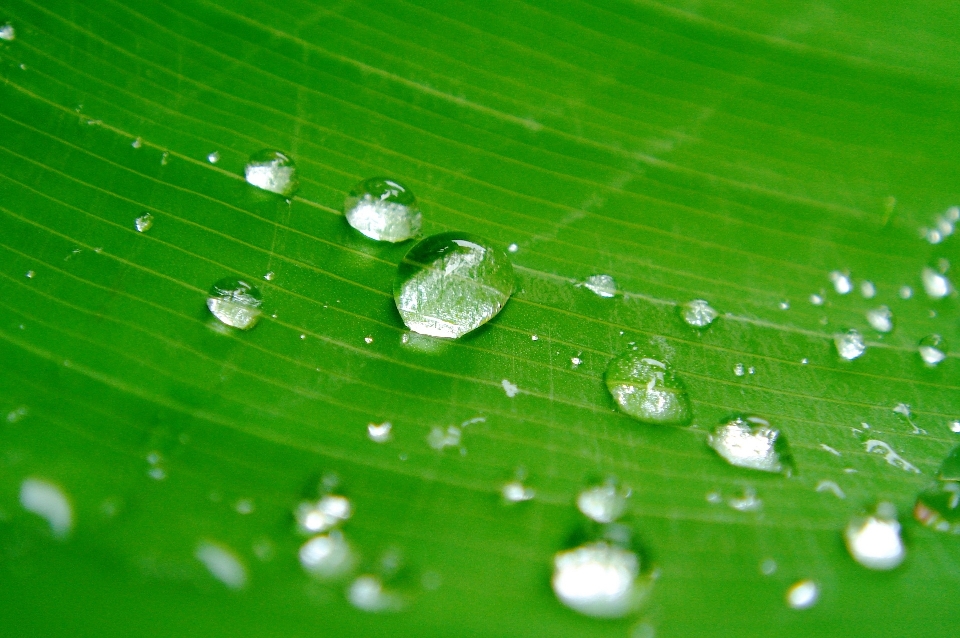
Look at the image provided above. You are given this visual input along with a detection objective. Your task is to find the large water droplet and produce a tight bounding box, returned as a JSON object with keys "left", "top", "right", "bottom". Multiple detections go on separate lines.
{"left": 865, "top": 306, "right": 893, "bottom": 333}
{"left": 844, "top": 502, "right": 905, "bottom": 570}
{"left": 921, "top": 266, "right": 951, "bottom": 299}
{"left": 134, "top": 212, "right": 154, "bottom": 233}
{"left": 394, "top": 232, "right": 514, "bottom": 339}
{"left": 834, "top": 329, "right": 866, "bottom": 360}
{"left": 919, "top": 334, "right": 947, "bottom": 366}
{"left": 551, "top": 541, "right": 649, "bottom": 618}
{"left": 299, "top": 531, "right": 355, "bottom": 579}
{"left": 206, "top": 278, "right": 263, "bottom": 330}
{"left": 344, "top": 177, "right": 422, "bottom": 242}
{"left": 604, "top": 350, "right": 691, "bottom": 425}
{"left": 577, "top": 483, "right": 628, "bottom": 523}
{"left": 19, "top": 477, "right": 72, "bottom": 538}
{"left": 707, "top": 416, "right": 793, "bottom": 474}
{"left": 244, "top": 149, "right": 299, "bottom": 197}
{"left": 582, "top": 274, "right": 617, "bottom": 298}
{"left": 680, "top": 299, "right": 718, "bottom": 328}
{"left": 295, "top": 494, "right": 352, "bottom": 535}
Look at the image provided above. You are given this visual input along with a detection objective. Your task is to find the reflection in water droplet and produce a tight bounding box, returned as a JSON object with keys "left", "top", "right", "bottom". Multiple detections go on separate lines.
{"left": 19, "top": 477, "right": 72, "bottom": 538}
{"left": 829, "top": 271, "right": 852, "bottom": 294}
{"left": 786, "top": 580, "right": 819, "bottom": 610}
{"left": 707, "top": 416, "right": 793, "bottom": 474}
{"left": 134, "top": 213, "right": 154, "bottom": 233}
{"left": 502, "top": 481, "right": 536, "bottom": 503}
{"left": 577, "top": 484, "right": 627, "bottom": 523}
{"left": 0, "top": 23, "right": 15, "bottom": 41}
{"left": 206, "top": 278, "right": 263, "bottom": 330}
{"left": 348, "top": 575, "right": 404, "bottom": 613}
{"left": 295, "top": 495, "right": 353, "bottom": 535}
{"left": 344, "top": 177, "right": 421, "bottom": 242}
{"left": 582, "top": 274, "right": 617, "bottom": 298}
{"left": 367, "top": 421, "right": 392, "bottom": 443}
{"left": 299, "top": 531, "right": 355, "bottom": 579}
{"left": 921, "top": 267, "right": 951, "bottom": 299}
{"left": 834, "top": 329, "right": 866, "bottom": 360}
{"left": 552, "top": 541, "right": 649, "bottom": 618}
{"left": 394, "top": 233, "right": 514, "bottom": 339}
{"left": 778, "top": 300, "right": 790, "bottom": 310}
{"left": 680, "top": 299, "right": 718, "bottom": 328}
{"left": 845, "top": 502, "right": 905, "bottom": 570}
{"left": 605, "top": 350, "right": 691, "bottom": 425}
{"left": 866, "top": 306, "right": 893, "bottom": 333}
{"left": 244, "top": 149, "right": 299, "bottom": 197}
{"left": 207, "top": 151, "right": 220, "bottom": 164}
{"left": 860, "top": 281, "right": 876, "bottom": 298}
{"left": 25, "top": 270, "right": 34, "bottom": 279}
{"left": 195, "top": 541, "right": 247, "bottom": 590}
{"left": 951, "top": 421, "right": 960, "bottom": 434}
{"left": 919, "top": 334, "right": 947, "bottom": 366}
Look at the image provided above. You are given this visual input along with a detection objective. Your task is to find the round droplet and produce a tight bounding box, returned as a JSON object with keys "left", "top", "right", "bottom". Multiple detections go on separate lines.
{"left": 134, "top": 212, "right": 154, "bottom": 233}
{"left": 865, "top": 306, "right": 893, "bottom": 333}
{"left": 207, "top": 151, "right": 220, "bottom": 164}
{"left": 680, "top": 299, "right": 718, "bottom": 328}
{"left": 582, "top": 274, "right": 617, "bottom": 298}
{"left": 577, "top": 484, "right": 627, "bottom": 523}
{"left": 244, "top": 149, "right": 299, "bottom": 197}
{"left": 604, "top": 350, "right": 691, "bottom": 425}
{"left": 786, "top": 580, "right": 819, "bottom": 610}
{"left": 299, "top": 531, "right": 355, "bottom": 579}
{"left": 707, "top": 415, "right": 793, "bottom": 474}
{"left": 919, "top": 334, "right": 947, "bottom": 366}
{"left": 845, "top": 502, "right": 905, "bottom": 570}
{"left": 394, "top": 232, "right": 514, "bottom": 339}
{"left": 206, "top": 278, "right": 263, "bottom": 330}
{"left": 551, "top": 541, "right": 649, "bottom": 618}
{"left": 921, "top": 266, "right": 951, "bottom": 299}
{"left": 344, "top": 177, "right": 422, "bottom": 242}
{"left": 899, "top": 286, "right": 913, "bottom": 299}
{"left": 834, "top": 329, "right": 866, "bottom": 360}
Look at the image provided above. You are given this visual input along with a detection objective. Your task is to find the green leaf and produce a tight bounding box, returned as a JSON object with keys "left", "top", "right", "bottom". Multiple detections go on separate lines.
{"left": 1, "top": 1, "right": 959, "bottom": 635}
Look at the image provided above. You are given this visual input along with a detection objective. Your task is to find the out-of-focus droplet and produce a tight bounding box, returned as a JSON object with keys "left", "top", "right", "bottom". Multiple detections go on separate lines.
{"left": 899, "top": 286, "right": 913, "bottom": 299}
{"left": 582, "top": 274, "right": 617, "bottom": 298}
{"left": 844, "top": 502, "right": 905, "bottom": 570}
{"left": 131, "top": 137, "right": 142, "bottom": 149}
{"left": 206, "top": 278, "right": 263, "bottom": 330}
{"left": 834, "top": 329, "right": 866, "bottom": 360}
{"left": 577, "top": 484, "right": 627, "bottom": 523}
{"left": 502, "top": 480, "right": 536, "bottom": 503}
{"left": 348, "top": 575, "right": 404, "bottom": 613}
{"left": 860, "top": 281, "right": 876, "bottom": 298}
{"left": 921, "top": 267, "right": 951, "bottom": 299}
{"left": 707, "top": 416, "right": 793, "bottom": 474}
{"left": 605, "top": 349, "right": 691, "bottom": 425}
{"left": 866, "top": 306, "right": 893, "bottom": 333}
{"left": 244, "top": 149, "right": 299, "bottom": 197}
{"left": 207, "top": 151, "right": 220, "bottom": 164}
{"left": 680, "top": 299, "right": 718, "bottom": 328}
{"left": 508, "top": 243, "right": 519, "bottom": 253}
{"left": 295, "top": 495, "right": 352, "bottom": 535}
{"left": 914, "top": 482, "right": 960, "bottom": 534}
{"left": 551, "top": 541, "right": 649, "bottom": 618}
{"left": 299, "top": 531, "right": 355, "bottom": 579}
{"left": 786, "top": 580, "right": 819, "bottom": 610}
{"left": 344, "top": 177, "right": 422, "bottom": 242}
{"left": 195, "top": 541, "right": 247, "bottom": 590}
{"left": 829, "top": 271, "right": 852, "bottom": 294}
{"left": 19, "top": 477, "right": 72, "bottom": 538}
{"left": 367, "top": 421, "right": 392, "bottom": 443}
{"left": 810, "top": 293, "right": 824, "bottom": 306}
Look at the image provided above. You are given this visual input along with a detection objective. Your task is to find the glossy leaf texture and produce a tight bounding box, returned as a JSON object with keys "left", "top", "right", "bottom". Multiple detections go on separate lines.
{"left": 1, "top": 1, "right": 959, "bottom": 636}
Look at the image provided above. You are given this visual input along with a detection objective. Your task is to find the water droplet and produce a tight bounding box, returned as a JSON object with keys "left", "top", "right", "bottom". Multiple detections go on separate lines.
{"left": 921, "top": 266, "right": 951, "bottom": 299}
{"left": 864, "top": 440, "right": 920, "bottom": 473}
{"left": 348, "top": 575, "right": 404, "bottom": 613}
{"left": 551, "top": 541, "right": 649, "bottom": 618}
{"left": 367, "top": 421, "right": 392, "bottom": 443}
{"left": 577, "top": 484, "right": 627, "bottom": 523}
{"left": 24, "top": 270, "right": 34, "bottom": 279}
{"left": 582, "top": 274, "right": 617, "bottom": 298}
{"left": 501, "top": 379, "right": 519, "bottom": 397}
{"left": 19, "top": 478, "right": 72, "bottom": 538}
{"left": 914, "top": 482, "right": 960, "bottom": 534}
{"left": 195, "top": 541, "right": 247, "bottom": 590}
{"left": 759, "top": 558, "right": 777, "bottom": 575}
{"left": 570, "top": 356, "right": 583, "bottom": 368}
{"left": 206, "top": 278, "right": 263, "bottom": 330}
{"left": 507, "top": 243, "right": 519, "bottom": 253}
{"left": 705, "top": 491, "right": 722, "bottom": 504}
{"left": 502, "top": 481, "right": 536, "bottom": 503}
{"left": 950, "top": 421, "right": 960, "bottom": 433}
{"left": 919, "top": 334, "right": 947, "bottom": 366}
{"left": 829, "top": 271, "right": 852, "bottom": 294}
{"left": 860, "top": 281, "right": 876, "bottom": 298}
{"left": 734, "top": 363, "right": 745, "bottom": 377}
{"left": 680, "top": 299, "right": 718, "bottom": 328}
{"left": 809, "top": 293, "right": 824, "bottom": 306}
{"left": 134, "top": 212, "right": 154, "bottom": 233}
{"left": 299, "top": 531, "right": 355, "bottom": 579}
{"left": 244, "top": 149, "right": 299, "bottom": 197}
{"left": 815, "top": 480, "right": 845, "bottom": 499}
{"left": 0, "top": 23, "right": 15, "bottom": 41}
{"left": 160, "top": 151, "right": 169, "bottom": 166}
{"left": 531, "top": 334, "right": 539, "bottom": 341}
{"left": 131, "top": 137, "right": 142, "bottom": 149}
{"left": 394, "top": 232, "right": 514, "bottom": 339}
{"left": 865, "top": 306, "right": 893, "bottom": 333}
{"left": 427, "top": 425, "right": 461, "bottom": 450}
{"left": 834, "top": 329, "right": 866, "bottom": 360}
{"left": 786, "top": 580, "right": 819, "bottom": 610}
{"left": 778, "top": 300, "right": 790, "bottom": 310}
{"left": 938, "top": 445, "right": 960, "bottom": 481}
{"left": 845, "top": 502, "right": 905, "bottom": 570}
{"left": 364, "top": 336, "right": 374, "bottom": 344}
{"left": 262, "top": 271, "right": 274, "bottom": 281}
{"left": 707, "top": 416, "right": 793, "bottom": 474}
{"left": 207, "top": 151, "right": 220, "bottom": 164}
{"left": 295, "top": 495, "right": 352, "bottom": 535}
{"left": 604, "top": 350, "right": 691, "bottom": 425}
{"left": 899, "top": 285, "right": 913, "bottom": 299}
{"left": 6, "top": 406, "right": 27, "bottom": 423}
{"left": 344, "top": 177, "right": 422, "bottom": 242}
{"left": 234, "top": 498, "right": 254, "bottom": 515}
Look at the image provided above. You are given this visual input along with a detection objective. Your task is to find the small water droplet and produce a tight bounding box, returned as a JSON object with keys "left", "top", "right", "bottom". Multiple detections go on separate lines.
{"left": 295, "top": 495, "right": 352, "bottom": 535}
{"left": 734, "top": 363, "right": 745, "bottom": 376}
{"left": 845, "top": 502, "right": 905, "bottom": 570}
{"left": 24, "top": 270, "right": 34, "bottom": 279}
{"left": 195, "top": 541, "right": 247, "bottom": 589}
{"left": 778, "top": 300, "right": 790, "bottom": 310}
{"left": 131, "top": 137, "right": 142, "bottom": 149}
{"left": 348, "top": 575, "right": 404, "bottom": 613}
{"left": 899, "top": 285, "right": 913, "bottom": 299}
{"left": 680, "top": 299, "right": 718, "bottom": 328}
{"left": 571, "top": 356, "right": 583, "bottom": 368}
{"left": 394, "top": 233, "right": 514, "bottom": 339}
{"left": 262, "top": 271, "right": 274, "bottom": 281}
{"left": 206, "top": 278, "right": 263, "bottom": 330}
{"left": 919, "top": 334, "right": 947, "bottom": 366}
{"left": 6, "top": 406, "right": 27, "bottom": 423}
{"left": 577, "top": 484, "right": 627, "bottom": 523}
{"left": 582, "top": 274, "right": 617, "bottom": 298}
{"left": 819, "top": 444, "right": 841, "bottom": 456}
{"left": 207, "top": 151, "right": 220, "bottom": 164}
{"left": 234, "top": 499, "right": 254, "bottom": 515}
{"left": 809, "top": 293, "right": 824, "bottom": 306}
{"left": 860, "top": 281, "right": 876, "bottom": 298}
{"left": 160, "top": 151, "right": 169, "bottom": 165}
{"left": 551, "top": 541, "right": 650, "bottom": 618}
{"left": 134, "top": 212, "right": 154, "bottom": 233}
{"left": 244, "top": 149, "right": 299, "bottom": 197}
{"left": 865, "top": 306, "right": 893, "bottom": 333}
{"left": 921, "top": 267, "right": 951, "bottom": 299}
{"left": 705, "top": 491, "right": 722, "bottom": 504}
{"left": 367, "top": 421, "right": 392, "bottom": 443}
{"left": 502, "top": 481, "right": 536, "bottom": 503}
{"left": 507, "top": 243, "right": 519, "bottom": 253}
{"left": 364, "top": 336, "right": 374, "bottom": 344}
{"left": 786, "top": 580, "right": 819, "bottom": 610}
{"left": 834, "top": 329, "right": 866, "bottom": 360}
{"left": 759, "top": 558, "right": 777, "bottom": 575}
{"left": 604, "top": 350, "right": 691, "bottom": 425}
{"left": 707, "top": 416, "right": 793, "bottom": 474}
{"left": 148, "top": 467, "right": 166, "bottom": 480}
{"left": 19, "top": 477, "right": 72, "bottom": 538}
{"left": 0, "top": 23, "right": 16, "bottom": 41}
{"left": 427, "top": 425, "right": 461, "bottom": 450}
{"left": 299, "top": 531, "right": 355, "bottom": 579}
{"left": 344, "top": 177, "right": 421, "bottom": 242}
{"left": 531, "top": 334, "right": 538, "bottom": 341}
{"left": 950, "top": 421, "right": 960, "bottom": 433}
{"left": 829, "top": 271, "right": 852, "bottom": 294}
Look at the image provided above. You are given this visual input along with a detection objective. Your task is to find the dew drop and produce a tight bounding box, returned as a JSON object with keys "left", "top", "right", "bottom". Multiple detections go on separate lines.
{"left": 507, "top": 243, "right": 519, "bottom": 253}
{"left": 344, "top": 177, "right": 421, "bottom": 242}
{"left": 734, "top": 363, "right": 745, "bottom": 377}
{"left": 502, "top": 481, "right": 536, "bottom": 503}
{"left": 551, "top": 541, "right": 649, "bottom": 618}
{"left": 577, "top": 484, "right": 627, "bottom": 523}
{"left": 829, "top": 271, "right": 852, "bottom": 295}
{"left": 582, "top": 274, "right": 617, "bottom": 298}
{"left": 778, "top": 300, "right": 790, "bottom": 310}
{"left": 19, "top": 477, "right": 72, "bottom": 538}
{"left": 207, "top": 151, "right": 220, "bottom": 164}
{"left": 394, "top": 232, "right": 514, "bottom": 339}
{"left": 195, "top": 541, "right": 247, "bottom": 590}
{"left": 367, "top": 421, "right": 392, "bottom": 443}
{"left": 134, "top": 212, "right": 154, "bottom": 233}
{"left": 206, "top": 278, "right": 263, "bottom": 330}
{"left": 234, "top": 498, "right": 254, "bottom": 515}
{"left": 604, "top": 350, "right": 691, "bottom": 425}
{"left": 845, "top": 502, "right": 905, "bottom": 570}
{"left": 24, "top": 270, "right": 34, "bottom": 279}
{"left": 299, "top": 531, "right": 355, "bottom": 579}
{"left": 131, "top": 137, "right": 142, "bottom": 149}
{"left": 759, "top": 558, "right": 777, "bottom": 575}
{"left": 919, "top": 334, "right": 947, "bottom": 366}
{"left": 950, "top": 421, "right": 960, "bottom": 434}
{"left": 707, "top": 416, "right": 793, "bottom": 474}
{"left": 570, "top": 356, "right": 583, "bottom": 368}
{"left": 501, "top": 379, "right": 520, "bottom": 397}
{"left": 244, "top": 149, "right": 299, "bottom": 197}
{"left": 680, "top": 299, "right": 718, "bottom": 328}
{"left": 0, "top": 23, "right": 15, "bottom": 41}
{"left": 865, "top": 306, "right": 893, "bottom": 333}
{"left": 860, "top": 281, "right": 876, "bottom": 298}
{"left": 348, "top": 575, "right": 404, "bottom": 613}
{"left": 899, "top": 286, "right": 913, "bottom": 299}
{"left": 295, "top": 495, "right": 352, "bottom": 535}
{"left": 262, "top": 271, "right": 274, "bottom": 281}
{"left": 834, "top": 329, "right": 866, "bottom": 360}
{"left": 786, "top": 580, "right": 819, "bottom": 610}
{"left": 809, "top": 293, "right": 824, "bottom": 306}
{"left": 921, "top": 267, "right": 951, "bottom": 299}
{"left": 727, "top": 486, "right": 762, "bottom": 512}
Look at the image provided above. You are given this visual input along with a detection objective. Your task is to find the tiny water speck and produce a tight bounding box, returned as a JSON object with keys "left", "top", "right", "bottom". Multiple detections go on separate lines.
{"left": 919, "top": 334, "right": 947, "bottom": 366}
{"left": 244, "top": 149, "right": 299, "bottom": 197}
{"left": 6, "top": 406, "right": 27, "bottom": 423}
{"left": 135, "top": 213, "right": 154, "bottom": 233}
{"left": 866, "top": 306, "right": 893, "bottom": 333}
{"left": 0, "top": 23, "right": 15, "bottom": 41}
{"left": 829, "top": 271, "right": 852, "bottom": 294}
{"left": 531, "top": 334, "right": 539, "bottom": 341}
{"left": 195, "top": 541, "right": 247, "bottom": 590}
{"left": 299, "top": 531, "right": 355, "bottom": 579}
{"left": 395, "top": 232, "right": 514, "bottom": 338}
{"left": 921, "top": 267, "right": 951, "bottom": 299}
{"left": 502, "top": 379, "right": 519, "bottom": 398}
{"left": 605, "top": 349, "right": 691, "bottom": 425}
{"left": 508, "top": 243, "right": 519, "bottom": 253}
{"left": 860, "top": 281, "right": 876, "bottom": 298}
{"left": 367, "top": 421, "right": 392, "bottom": 443}
{"left": 295, "top": 495, "right": 353, "bottom": 535}
{"left": 834, "top": 329, "right": 866, "bottom": 360}
{"left": 577, "top": 484, "right": 627, "bottom": 523}
{"left": 786, "top": 580, "right": 819, "bottom": 610}
{"left": 552, "top": 541, "right": 647, "bottom": 618}
{"left": 582, "top": 274, "right": 617, "bottom": 298}
{"left": 20, "top": 477, "right": 72, "bottom": 538}
{"left": 845, "top": 502, "right": 905, "bottom": 570}
{"left": 207, "top": 278, "right": 263, "bottom": 330}
{"left": 727, "top": 486, "right": 762, "bottom": 512}
{"left": 707, "top": 416, "right": 792, "bottom": 474}
{"left": 680, "top": 299, "right": 718, "bottom": 328}
{"left": 344, "top": 177, "right": 421, "bottom": 243}
{"left": 207, "top": 151, "right": 220, "bottom": 164}
{"left": 571, "top": 356, "right": 583, "bottom": 368}
{"left": 502, "top": 481, "right": 536, "bottom": 503}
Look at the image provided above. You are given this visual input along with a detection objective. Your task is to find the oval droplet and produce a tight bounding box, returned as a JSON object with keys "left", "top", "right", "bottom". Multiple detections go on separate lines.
{"left": 844, "top": 502, "right": 905, "bottom": 571}
{"left": 344, "top": 177, "right": 422, "bottom": 242}
{"left": 786, "top": 579, "right": 819, "bottom": 610}
{"left": 680, "top": 299, "right": 718, "bottom": 328}
{"left": 921, "top": 266, "right": 951, "bottom": 299}
{"left": 834, "top": 329, "right": 866, "bottom": 360}
{"left": 206, "top": 278, "right": 263, "bottom": 330}
{"left": 919, "top": 334, "right": 947, "bottom": 366}
{"left": 707, "top": 415, "right": 793, "bottom": 474}
{"left": 604, "top": 350, "right": 691, "bottom": 425}
{"left": 394, "top": 232, "right": 514, "bottom": 339}
{"left": 865, "top": 306, "right": 893, "bottom": 333}
{"left": 244, "top": 149, "right": 299, "bottom": 197}
{"left": 551, "top": 541, "right": 650, "bottom": 618}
